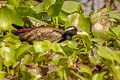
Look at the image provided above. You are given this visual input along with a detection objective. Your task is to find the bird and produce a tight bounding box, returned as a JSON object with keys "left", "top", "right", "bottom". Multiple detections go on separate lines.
{"left": 11, "top": 24, "right": 86, "bottom": 43}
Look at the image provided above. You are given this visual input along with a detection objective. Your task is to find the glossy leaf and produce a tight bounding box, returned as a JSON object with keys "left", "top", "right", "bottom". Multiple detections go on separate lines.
{"left": 111, "top": 64, "right": 120, "bottom": 80}
{"left": 62, "top": 1, "right": 82, "bottom": 13}
{"left": 16, "top": 43, "right": 31, "bottom": 60}
{"left": 32, "top": 2, "right": 44, "bottom": 13}
{"left": 59, "top": 11, "right": 69, "bottom": 21}
{"left": 97, "top": 46, "right": 114, "bottom": 62}
{"left": 65, "top": 13, "right": 90, "bottom": 33}
{"left": 112, "top": 51, "right": 120, "bottom": 64}
{"left": 47, "top": 0, "right": 64, "bottom": 17}
{"left": 7, "top": 0, "right": 20, "bottom": 7}
{"left": 0, "top": 71, "right": 7, "bottom": 78}
{"left": 92, "top": 72, "right": 106, "bottom": 80}
{"left": 78, "top": 65, "right": 92, "bottom": 76}
{"left": 52, "top": 42, "right": 63, "bottom": 52}
{"left": 33, "top": 40, "right": 52, "bottom": 52}
{"left": 109, "top": 11, "right": 120, "bottom": 20}
{"left": 43, "top": 0, "right": 56, "bottom": 11}
{"left": 110, "top": 27, "right": 120, "bottom": 38}
{"left": 0, "top": 6, "right": 23, "bottom": 30}
{"left": 61, "top": 41, "right": 77, "bottom": 49}
{"left": 0, "top": 46, "right": 16, "bottom": 66}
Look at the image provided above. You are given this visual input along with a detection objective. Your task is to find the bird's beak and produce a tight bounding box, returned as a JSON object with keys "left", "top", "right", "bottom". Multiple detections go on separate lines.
{"left": 77, "top": 30, "right": 88, "bottom": 36}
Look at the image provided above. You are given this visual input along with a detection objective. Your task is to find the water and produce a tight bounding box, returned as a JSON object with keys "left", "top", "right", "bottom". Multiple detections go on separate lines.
{"left": 76, "top": 0, "right": 120, "bottom": 14}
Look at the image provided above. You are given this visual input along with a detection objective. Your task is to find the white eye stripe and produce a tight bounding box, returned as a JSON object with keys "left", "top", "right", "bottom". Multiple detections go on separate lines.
{"left": 65, "top": 27, "right": 74, "bottom": 31}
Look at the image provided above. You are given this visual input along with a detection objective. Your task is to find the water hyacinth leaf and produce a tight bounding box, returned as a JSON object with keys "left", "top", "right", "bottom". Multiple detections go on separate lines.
{"left": 33, "top": 40, "right": 52, "bottom": 52}
{"left": 97, "top": 46, "right": 114, "bottom": 62}
{"left": 16, "top": 6, "right": 35, "bottom": 17}
{"left": 111, "top": 64, "right": 120, "bottom": 80}
{"left": 47, "top": 0, "right": 64, "bottom": 17}
{"left": 0, "top": 71, "right": 7, "bottom": 78}
{"left": 0, "top": 58, "right": 3, "bottom": 71}
{"left": 0, "top": 6, "right": 23, "bottom": 30}
{"left": 4, "top": 37, "right": 21, "bottom": 49}
{"left": 110, "top": 27, "right": 120, "bottom": 38}
{"left": 92, "top": 22, "right": 110, "bottom": 40}
{"left": 61, "top": 41, "right": 77, "bottom": 49}
{"left": 32, "top": 2, "right": 44, "bottom": 13}
{"left": 62, "top": 1, "right": 82, "bottom": 13}
{"left": 57, "top": 67, "right": 64, "bottom": 79}
{"left": 26, "top": 16, "right": 48, "bottom": 26}
{"left": 59, "top": 11, "right": 69, "bottom": 21}
{"left": 109, "top": 11, "right": 120, "bottom": 20}
{"left": 112, "top": 51, "right": 120, "bottom": 64}
{"left": 92, "top": 72, "right": 106, "bottom": 80}
{"left": 16, "top": 43, "right": 31, "bottom": 60}
{"left": 21, "top": 71, "right": 33, "bottom": 80}
{"left": 7, "top": 0, "right": 20, "bottom": 7}
{"left": 43, "top": 0, "right": 56, "bottom": 11}
{"left": 115, "top": 66, "right": 120, "bottom": 76}
{"left": 33, "top": 41, "right": 43, "bottom": 52}
{"left": 0, "top": 46, "right": 16, "bottom": 66}
{"left": 41, "top": 40, "right": 52, "bottom": 52}
{"left": 52, "top": 54, "right": 60, "bottom": 64}
{"left": 21, "top": 65, "right": 42, "bottom": 80}
{"left": 78, "top": 65, "right": 92, "bottom": 76}
{"left": 52, "top": 42, "right": 63, "bottom": 52}
{"left": 65, "top": 13, "right": 90, "bottom": 33}
{"left": 21, "top": 54, "right": 33, "bottom": 64}
{"left": 67, "top": 41, "right": 77, "bottom": 49}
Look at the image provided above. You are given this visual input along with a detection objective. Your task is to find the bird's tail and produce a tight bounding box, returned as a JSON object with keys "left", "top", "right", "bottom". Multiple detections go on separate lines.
{"left": 11, "top": 24, "right": 32, "bottom": 35}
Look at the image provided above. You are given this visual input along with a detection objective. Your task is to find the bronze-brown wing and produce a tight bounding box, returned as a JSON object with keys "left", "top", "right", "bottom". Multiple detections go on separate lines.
{"left": 18, "top": 27, "right": 64, "bottom": 43}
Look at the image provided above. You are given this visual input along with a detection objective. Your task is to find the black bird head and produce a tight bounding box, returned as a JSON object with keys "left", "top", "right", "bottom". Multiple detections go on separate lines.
{"left": 59, "top": 26, "right": 88, "bottom": 42}
{"left": 58, "top": 26, "right": 81, "bottom": 42}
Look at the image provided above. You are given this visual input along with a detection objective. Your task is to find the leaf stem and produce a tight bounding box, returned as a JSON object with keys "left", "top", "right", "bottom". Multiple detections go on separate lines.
{"left": 56, "top": 17, "right": 59, "bottom": 29}
{"left": 70, "top": 70, "right": 87, "bottom": 80}
{"left": 111, "top": 64, "right": 120, "bottom": 80}
{"left": 7, "top": 66, "right": 10, "bottom": 74}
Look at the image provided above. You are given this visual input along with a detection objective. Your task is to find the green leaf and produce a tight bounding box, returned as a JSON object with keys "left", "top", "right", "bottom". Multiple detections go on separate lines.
{"left": 116, "top": 0, "right": 120, "bottom": 3}
{"left": 0, "top": 46, "right": 16, "bottom": 66}
{"left": 52, "top": 42, "right": 63, "bottom": 52}
{"left": 0, "top": 71, "right": 7, "bottom": 78}
{"left": 109, "top": 11, "right": 120, "bottom": 20}
{"left": 62, "top": 1, "right": 82, "bottom": 13}
{"left": 32, "top": 2, "right": 44, "bottom": 13}
{"left": 21, "top": 54, "right": 33, "bottom": 64}
{"left": 65, "top": 13, "right": 90, "bottom": 33}
{"left": 7, "top": 0, "right": 20, "bottom": 7}
{"left": 0, "top": 58, "right": 3, "bottom": 71}
{"left": 115, "top": 66, "right": 120, "bottom": 76}
{"left": 0, "top": 6, "right": 23, "bottom": 30}
{"left": 43, "top": 0, "right": 56, "bottom": 11}
{"left": 41, "top": 40, "right": 52, "bottom": 52}
{"left": 110, "top": 27, "right": 120, "bottom": 38}
{"left": 59, "top": 11, "right": 69, "bottom": 21}
{"left": 78, "top": 65, "right": 92, "bottom": 76}
{"left": 92, "top": 72, "right": 106, "bottom": 80}
{"left": 27, "top": 16, "right": 48, "bottom": 26}
{"left": 111, "top": 64, "right": 120, "bottom": 80}
{"left": 61, "top": 41, "right": 77, "bottom": 49}
{"left": 52, "top": 54, "right": 60, "bottom": 65}
{"left": 33, "top": 40, "right": 52, "bottom": 52}
{"left": 97, "top": 46, "right": 114, "bottom": 62}
{"left": 33, "top": 41, "right": 43, "bottom": 52}
{"left": 16, "top": 6, "right": 35, "bottom": 16}
{"left": 47, "top": 0, "right": 64, "bottom": 17}
{"left": 112, "top": 51, "right": 120, "bottom": 64}
{"left": 16, "top": 43, "right": 31, "bottom": 60}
